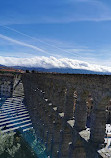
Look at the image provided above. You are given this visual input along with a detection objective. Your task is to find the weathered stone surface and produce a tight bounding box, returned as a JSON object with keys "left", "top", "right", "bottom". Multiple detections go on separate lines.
{"left": 22, "top": 72, "right": 110, "bottom": 157}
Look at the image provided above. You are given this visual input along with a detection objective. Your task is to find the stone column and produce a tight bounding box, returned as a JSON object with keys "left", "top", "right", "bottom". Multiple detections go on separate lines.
{"left": 51, "top": 81, "right": 60, "bottom": 106}
{"left": 90, "top": 96, "right": 106, "bottom": 148}
{"left": 64, "top": 86, "right": 74, "bottom": 124}
{"left": 57, "top": 83, "right": 66, "bottom": 113}
{"left": 74, "top": 90, "right": 87, "bottom": 131}
{"left": 47, "top": 79, "right": 54, "bottom": 101}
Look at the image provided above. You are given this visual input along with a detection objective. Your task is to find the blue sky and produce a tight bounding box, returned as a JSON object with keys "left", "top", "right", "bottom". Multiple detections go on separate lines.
{"left": 0, "top": 0, "right": 111, "bottom": 69}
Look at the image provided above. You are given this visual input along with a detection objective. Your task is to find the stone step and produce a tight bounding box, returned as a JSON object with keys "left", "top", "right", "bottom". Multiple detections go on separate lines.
{"left": 0, "top": 113, "right": 30, "bottom": 122}
{"left": 0, "top": 116, "right": 30, "bottom": 126}
{"left": 1, "top": 122, "right": 32, "bottom": 133}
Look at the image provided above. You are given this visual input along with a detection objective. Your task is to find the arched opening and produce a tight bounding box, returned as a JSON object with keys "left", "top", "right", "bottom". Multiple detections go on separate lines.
{"left": 86, "top": 93, "right": 94, "bottom": 128}
{"left": 106, "top": 99, "right": 111, "bottom": 124}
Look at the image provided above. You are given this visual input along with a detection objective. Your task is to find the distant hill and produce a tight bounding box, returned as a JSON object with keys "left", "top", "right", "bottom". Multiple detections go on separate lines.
{"left": 0, "top": 64, "right": 7, "bottom": 69}
{"left": 0, "top": 64, "right": 5, "bottom": 67}
{"left": 0, "top": 65, "right": 24, "bottom": 73}
{"left": 12, "top": 66, "right": 111, "bottom": 75}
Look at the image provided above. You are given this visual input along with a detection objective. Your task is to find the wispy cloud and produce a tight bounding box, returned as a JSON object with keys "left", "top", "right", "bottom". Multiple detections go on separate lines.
{"left": 0, "top": 26, "right": 96, "bottom": 60}
{"left": 0, "top": 55, "right": 111, "bottom": 73}
{"left": 60, "top": 0, "right": 111, "bottom": 22}
{"left": 1, "top": 25, "right": 111, "bottom": 69}
{"left": 0, "top": 34, "right": 53, "bottom": 56}
{"left": 0, "top": 28, "right": 110, "bottom": 67}
{"left": 0, "top": 0, "right": 111, "bottom": 25}
{"left": 42, "top": 1, "right": 111, "bottom": 23}
{"left": 0, "top": 26, "right": 79, "bottom": 56}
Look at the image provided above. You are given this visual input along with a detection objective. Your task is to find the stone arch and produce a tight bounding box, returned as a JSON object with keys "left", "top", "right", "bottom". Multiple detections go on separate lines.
{"left": 106, "top": 98, "right": 111, "bottom": 124}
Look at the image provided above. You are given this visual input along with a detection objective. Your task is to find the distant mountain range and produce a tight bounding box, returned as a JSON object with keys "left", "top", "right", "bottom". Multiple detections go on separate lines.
{"left": 0, "top": 64, "right": 7, "bottom": 68}
{"left": 0, "top": 64, "right": 6, "bottom": 68}
{"left": 11, "top": 66, "right": 111, "bottom": 75}
{"left": 1, "top": 56, "right": 111, "bottom": 75}
{"left": 0, "top": 65, "right": 23, "bottom": 73}
{"left": 0, "top": 64, "right": 111, "bottom": 75}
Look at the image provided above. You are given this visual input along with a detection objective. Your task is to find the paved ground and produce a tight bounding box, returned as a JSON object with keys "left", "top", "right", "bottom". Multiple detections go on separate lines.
{"left": 0, "top": 81, "right": 33, "bottom": 133}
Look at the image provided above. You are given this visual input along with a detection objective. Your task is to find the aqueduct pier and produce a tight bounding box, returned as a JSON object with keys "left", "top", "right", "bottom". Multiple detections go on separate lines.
{"left": 22, "top": 72, "right": 111, "bottom": 158}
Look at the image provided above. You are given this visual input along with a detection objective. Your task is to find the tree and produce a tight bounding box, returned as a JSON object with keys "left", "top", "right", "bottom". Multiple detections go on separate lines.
{"left": 0, "top": 129, "right": 20, "bottom": 157}
{"left": 31, "top": 70, "right": 36, "bottom": 73}
{"left": 26, "top": 70, "right": 30, "bottom": 73}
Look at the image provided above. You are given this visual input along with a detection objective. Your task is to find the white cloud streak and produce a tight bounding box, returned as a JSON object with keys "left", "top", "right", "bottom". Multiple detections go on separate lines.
{"left": 0, "top": 34, "right": 52, "bottom": 56}
{"left": 1, "top": 26, "right": 84, "bottom": 57}
{"left": 0, "top": 28, "right": 92, "bottom": 59}
{"left": 0, "top": 56, "right": 111, "bottom": 73}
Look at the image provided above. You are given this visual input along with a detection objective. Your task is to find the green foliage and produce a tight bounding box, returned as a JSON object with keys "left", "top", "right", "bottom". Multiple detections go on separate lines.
{"left": 0, "top": 129, "right": 20, "bottom": 157}
{"left": 29, "top": 129, "right": 46, "bottom": 156}
{"left": 31, "top": 70, "right": 35, "bottom": 73}
{"left": 26, "top": 70, "right": 30, "bottom": 73}
{"left": 31, "top": 139, "right": 46, "bottom": 155}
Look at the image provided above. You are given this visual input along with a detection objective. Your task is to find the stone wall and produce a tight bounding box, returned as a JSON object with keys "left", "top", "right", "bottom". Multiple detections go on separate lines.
{"left": 0, "top": 74, "right": 14, "bottom": 97}
{"left": 22, "top": 72, "right": 111, "bottom": 157}
{"left": 0, "top": 74, "right": 21, "bottom": 98}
